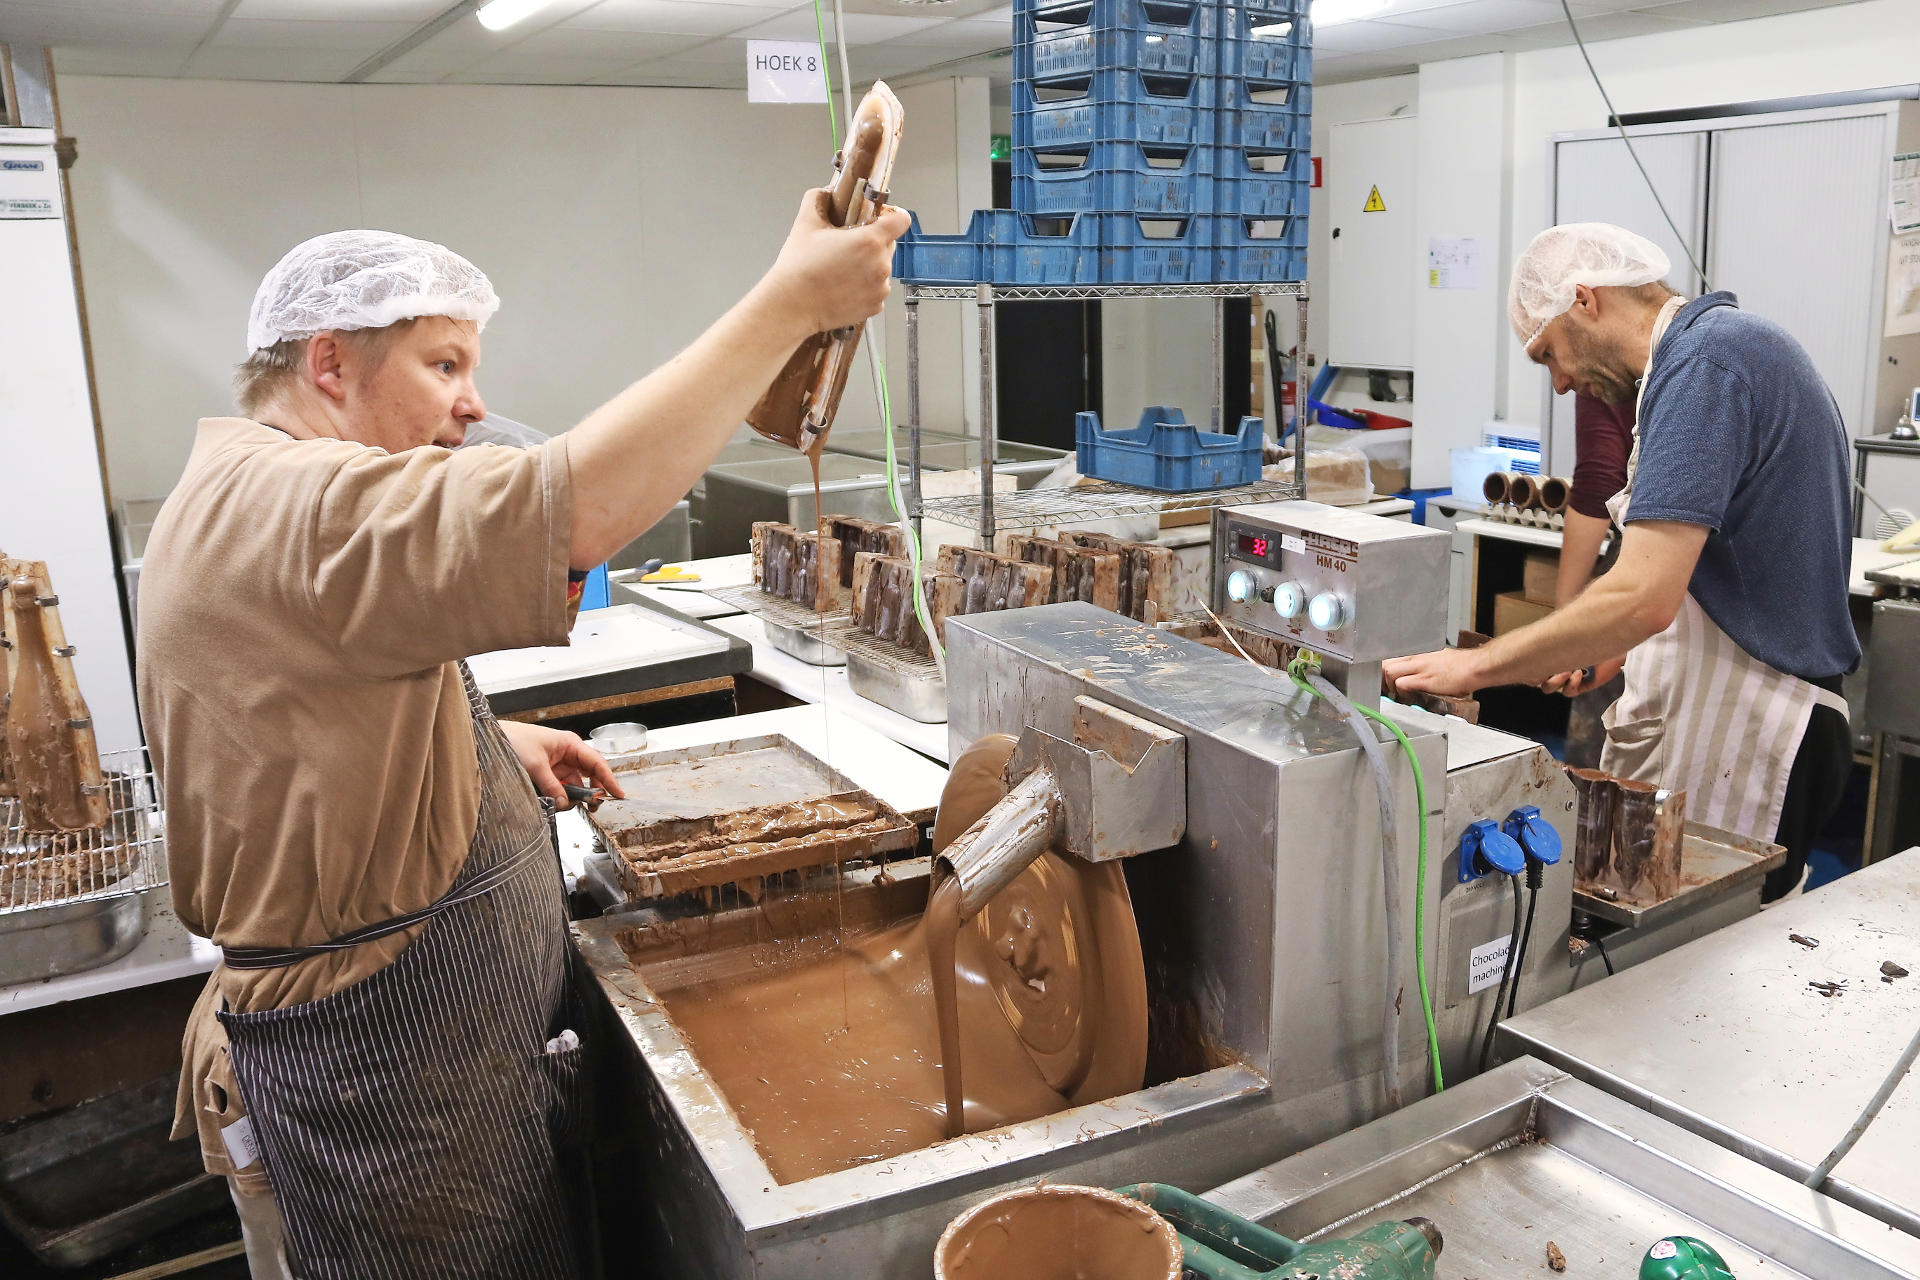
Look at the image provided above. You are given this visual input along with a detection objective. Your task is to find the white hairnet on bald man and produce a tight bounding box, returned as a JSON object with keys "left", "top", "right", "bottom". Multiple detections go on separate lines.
{"left": 246, "top": 229, "right": 499, "bottom": 354}
{"left": 1507, "top": 223, "right": 1670, "bottom": 350}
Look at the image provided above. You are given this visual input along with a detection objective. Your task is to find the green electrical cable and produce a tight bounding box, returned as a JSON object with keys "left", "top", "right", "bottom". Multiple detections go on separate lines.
{"left": 811, "top": 0, "right": 839, "bottom": 150}
{"left": 1287, "top": 654, "right": 1445, "bottom": 1094}
{"left": 810, "top": 0, "right": 944, "bottom": 663}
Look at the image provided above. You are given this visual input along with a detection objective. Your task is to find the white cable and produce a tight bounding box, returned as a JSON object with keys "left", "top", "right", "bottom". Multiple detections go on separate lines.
{"left": 1307, "top": 671, "right": 1406, "bottom": 1112}
{"left": 833, "top": 0, "right": 855, "bottom": 139}
{"left": 1806, "top": 1018, "right": 1920, "bottom": 1190}
{"left": 867, "top": 317, "right": 948, "bottom": 678}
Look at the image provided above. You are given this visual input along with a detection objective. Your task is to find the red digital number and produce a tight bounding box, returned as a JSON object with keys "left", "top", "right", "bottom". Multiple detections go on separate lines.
{"left": 1250, "top": 535, "right": 1269, "bottom": 558}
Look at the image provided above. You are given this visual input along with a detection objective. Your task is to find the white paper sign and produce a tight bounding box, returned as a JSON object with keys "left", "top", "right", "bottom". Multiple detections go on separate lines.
{"left": 1887, "top": 232, "right": 1920, "bottom": 339}
{"left": 1467, "top": 932, "right": 1514, "bottom": 995}
{"left": 1428, "top": 235, "right": 1483, "bottom": 290}
{"left": 747, "top": 41, "right": 829, "bottom": 104}
{"left": 1892, "top": 152, "right": 1920, "bottom": 236}
{"left": 221, "top": 1116, "right": 261, "bottom": 1169}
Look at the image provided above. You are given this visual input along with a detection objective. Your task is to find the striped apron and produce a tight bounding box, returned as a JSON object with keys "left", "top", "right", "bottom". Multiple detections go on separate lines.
{"left": 1600, "top": 297, "right": 1850, "bottom": 842}
{"left": 218, "top": 663, "right": 590, "bottom": 1280}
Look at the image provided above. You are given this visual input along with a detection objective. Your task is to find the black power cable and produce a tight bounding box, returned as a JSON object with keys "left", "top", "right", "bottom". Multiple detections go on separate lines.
{"left": 1477, "top": 872, "right": 1524, "bottom": 1074}
{"left": 1505, "top": 862, "right": 1545, "bottom": 1020}
{"left": 1595, "top": 931, "right": 1616, "bottom": 977}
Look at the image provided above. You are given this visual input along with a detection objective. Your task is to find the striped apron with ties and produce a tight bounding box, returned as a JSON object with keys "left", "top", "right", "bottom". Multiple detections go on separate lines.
{"left": 1600, "top": 297, "right": 1850, "bottom": 842}
{"left": 217, "top": 663, "right": 592, "bottom": 1280}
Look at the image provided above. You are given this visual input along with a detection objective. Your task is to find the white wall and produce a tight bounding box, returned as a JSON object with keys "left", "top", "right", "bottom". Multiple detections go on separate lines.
{"left": 1307, "top": 0, "right": 1920, "bottom": 485}
{"left": 1411, "top": 54, "right": 1510, "bottom": 488}
{"left": 1498, "top": 0, "right": 1920, "bottom": 429}
{"left": 59, "top": 74, "right": 986, "bottom": 501}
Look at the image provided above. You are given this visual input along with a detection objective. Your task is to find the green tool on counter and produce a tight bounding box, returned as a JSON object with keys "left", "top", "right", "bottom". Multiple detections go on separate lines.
{"left": 1641, "top": 1236, "right": 1735, "bottom": 1279}
{"left": 1118, "top": 1184, "right": 1440, "bottom": 1280}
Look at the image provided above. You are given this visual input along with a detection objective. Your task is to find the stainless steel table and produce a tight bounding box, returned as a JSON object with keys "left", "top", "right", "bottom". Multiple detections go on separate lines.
{"left": 1499, "top": 850, "right": 1920, "bottom": 1238}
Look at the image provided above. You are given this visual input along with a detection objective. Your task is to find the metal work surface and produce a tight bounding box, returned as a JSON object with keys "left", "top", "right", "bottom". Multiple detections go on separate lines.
{"left": 468, "top": 598, "right": 749, "bottom": 716}
{"left": 917, "top": 474, "right": 1307, "bottom": 532}
{"left": 1205, "top": 1059, "right": 1920, "bottom": 1280}
{"left": 1573, "top": 821, "right": 1785, "bottom": 930}
{"left": 1500, "top": 851, "right": 1920, "bottom": 1237}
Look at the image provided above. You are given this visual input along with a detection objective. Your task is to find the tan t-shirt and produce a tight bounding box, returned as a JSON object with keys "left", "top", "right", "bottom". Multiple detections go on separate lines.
{"left": 136, "top": 417, "right": 573, "bottom": 1177}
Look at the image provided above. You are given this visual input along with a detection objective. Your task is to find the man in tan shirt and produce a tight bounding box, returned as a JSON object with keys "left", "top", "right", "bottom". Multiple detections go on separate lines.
{"left": 138, "top": 195, "right": 906, "bottom": 1279}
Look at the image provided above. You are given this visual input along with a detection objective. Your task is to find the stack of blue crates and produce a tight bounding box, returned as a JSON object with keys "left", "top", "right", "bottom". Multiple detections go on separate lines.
{"left": 893, "top": 0, "right": 1310, "bottom": 286}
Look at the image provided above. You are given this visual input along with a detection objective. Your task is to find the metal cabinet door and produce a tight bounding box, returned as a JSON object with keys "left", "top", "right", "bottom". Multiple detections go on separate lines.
{"left": 1328, "top": 115, "right": 1416, "bottom": 371}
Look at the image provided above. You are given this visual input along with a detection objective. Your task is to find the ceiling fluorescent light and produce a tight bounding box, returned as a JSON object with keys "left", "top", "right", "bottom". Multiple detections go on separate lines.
{"left": 477, "top": 0, "right": 559, "bottom": 32}
{"left": 1310, "top": 0, "right": 1389, "bottom": 25}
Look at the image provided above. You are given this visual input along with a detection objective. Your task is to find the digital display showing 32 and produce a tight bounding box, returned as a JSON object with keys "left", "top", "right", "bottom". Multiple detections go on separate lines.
{"left": 1231, "top": 525, "right": 1284, "bottom": 568}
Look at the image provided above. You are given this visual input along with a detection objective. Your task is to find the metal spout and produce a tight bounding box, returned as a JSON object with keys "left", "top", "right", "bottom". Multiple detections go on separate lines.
{"left": 934, "top": 767, "right": 1061, "bottom": 921}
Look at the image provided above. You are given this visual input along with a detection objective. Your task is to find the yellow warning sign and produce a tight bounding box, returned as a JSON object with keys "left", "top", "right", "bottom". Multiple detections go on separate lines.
{"left": 1363, "top": 185, "right": 1387, "bottom": 213}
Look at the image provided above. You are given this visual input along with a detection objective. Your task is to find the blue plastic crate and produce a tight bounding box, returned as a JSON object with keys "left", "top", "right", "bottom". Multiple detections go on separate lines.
{"left": 894, "top": 210, "right": 1103, "bottom": 286}
{"left": 1024, "top": 24, "right": 1208, "bottom": 78}
{"left": 1013, "top": 80, "right": 1210, "bottom": 149}
{"left": 1020, "top": 0, "right": 1202, "bottom": 30}
{"left": 1215, "top": 79, "right": 1311, "bottom": 151}
{"left": 1076, "top": 407, "right": 1264, "bottom": 491}
{"left": 1083, "top": 212, "right": 1211, "bottom": 282}
{"left": 1013, "top": 140, "right": 1208, "bottom": 215}
{"left": 1208, "top": 210, "right": 1307, "bottom": 282}
{"left": 1218, "top": 32, "right": 1310, "bottom": 81}
{"left": 1209, "top": 147, "right": 1306, "bottom": 217}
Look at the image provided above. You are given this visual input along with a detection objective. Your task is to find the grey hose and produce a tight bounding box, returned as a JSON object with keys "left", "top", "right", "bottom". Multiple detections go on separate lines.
{"left": 1308, "top": 672, "right": 1405, "bottom": 1110}
{"left": 1806, "top": 1018, "right": 1920, "bottom": 1190}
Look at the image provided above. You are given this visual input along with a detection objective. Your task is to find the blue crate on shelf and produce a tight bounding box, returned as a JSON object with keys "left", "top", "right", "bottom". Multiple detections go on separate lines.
{"left": 1081, "top": 212, "right": 1209, "bottom": 283}
{"left": 1013, "top": 140, "right": 1209, "bottom": 215}
{"left": 1215, "top": 4, "right": 1312, "bottom": 79}
{"left": 1214, "top": 79, "right": 1311, "bottom": 151}
{"left": 894, "top": 210, "right": 1102, "bottom": 286}
{"left": 1076, "top": 406, "right": 1265, "bottom": 491}
{"left": 1024, "top": 25, "right": 1209, "bottom": 78}
{"left": 1209, "top": 209, "right": 1307, "bottom": 281}
{"left": 1209, "top": 146, "right": 1306, "bottom": 217}
{"left": 1012, "top": 81, "right": 1210, "bottom": 149}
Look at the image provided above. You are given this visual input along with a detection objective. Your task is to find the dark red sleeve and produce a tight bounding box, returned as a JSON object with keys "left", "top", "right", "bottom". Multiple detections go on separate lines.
{"left": 1569, "top": 394, "right": 1635, "bottom": 520}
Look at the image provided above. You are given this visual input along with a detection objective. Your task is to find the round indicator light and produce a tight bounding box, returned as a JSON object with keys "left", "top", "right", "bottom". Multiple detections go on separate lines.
{"left": 1308, "top": 591, "right": 1348, "bottom": 632}
{"left": 1225, "top": 569, "right": 1257, "bottom": 603}
{"left": 1272, "top": 581, "right": 1306, "bottom": 621}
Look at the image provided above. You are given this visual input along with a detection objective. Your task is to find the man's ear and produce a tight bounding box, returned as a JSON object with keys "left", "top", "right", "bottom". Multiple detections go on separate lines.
{"left": 308, "top": 333, "right": 349, "bottom": 404}
{"left": 1569, "top": 282, "right": 1600, "bottom": 321}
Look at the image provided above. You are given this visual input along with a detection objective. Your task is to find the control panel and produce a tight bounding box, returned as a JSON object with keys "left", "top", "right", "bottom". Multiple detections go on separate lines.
{"left": 1209, "top": 500, "right": 1449, "bottom": 664}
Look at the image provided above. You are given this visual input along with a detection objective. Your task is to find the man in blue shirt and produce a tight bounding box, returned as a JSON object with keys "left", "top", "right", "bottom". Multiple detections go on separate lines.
{"left": 1388, "top": 223, "right": 1857, "bottom": 900}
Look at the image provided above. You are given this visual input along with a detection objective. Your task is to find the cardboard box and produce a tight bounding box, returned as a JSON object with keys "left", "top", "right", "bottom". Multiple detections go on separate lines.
{"left": 1522, "top": 551, "right": 1559, "bottom": 606}
{"left": 1493, "top": 589, "right": 1554, "bottom": 636}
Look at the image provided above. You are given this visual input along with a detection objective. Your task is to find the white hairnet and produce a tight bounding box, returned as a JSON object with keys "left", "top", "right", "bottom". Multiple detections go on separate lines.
{"left": 246, "top": 229, "right": 499, "bottom": 353}
{"left": 1507, "top": 222, "right": 1671, "bottom": 350}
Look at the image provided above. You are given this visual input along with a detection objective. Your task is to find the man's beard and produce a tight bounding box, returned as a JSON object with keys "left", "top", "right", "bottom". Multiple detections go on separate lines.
{"left": 1563, "top": 324, "right": 1637, "bottom": 403}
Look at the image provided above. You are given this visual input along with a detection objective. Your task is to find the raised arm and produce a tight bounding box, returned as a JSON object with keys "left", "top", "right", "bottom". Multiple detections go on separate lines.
{"left": 564, "top": 191, "right": 910, "bottom": 570}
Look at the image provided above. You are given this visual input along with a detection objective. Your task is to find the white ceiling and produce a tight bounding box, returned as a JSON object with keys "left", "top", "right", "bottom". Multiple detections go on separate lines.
{"left": 0, "top": 0, "right": 1869, "bottom": 90}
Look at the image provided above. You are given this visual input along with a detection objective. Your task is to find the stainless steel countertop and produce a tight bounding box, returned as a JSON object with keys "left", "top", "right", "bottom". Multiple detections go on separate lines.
{"left": 1499, "top": 850, "right": 1920, "bottom": 1237}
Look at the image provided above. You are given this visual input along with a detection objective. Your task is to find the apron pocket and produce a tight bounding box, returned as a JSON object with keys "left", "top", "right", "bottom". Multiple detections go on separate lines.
{"left": 541, "top": 1030, "right": 588, "bottom": 1150}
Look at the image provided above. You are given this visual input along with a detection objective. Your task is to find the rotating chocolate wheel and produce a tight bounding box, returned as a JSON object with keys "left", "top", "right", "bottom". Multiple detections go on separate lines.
{"left": 932, "top": 735, "right": 1149, "bottom": 1106}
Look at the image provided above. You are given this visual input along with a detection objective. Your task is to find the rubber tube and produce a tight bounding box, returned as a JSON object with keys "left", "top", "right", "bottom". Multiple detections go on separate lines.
{"left": 1307, "top": 671, "right": 1405, "bottom": 1111}
{"left": 1806, "top": 1018, "right": 1920, "bottom": 1190}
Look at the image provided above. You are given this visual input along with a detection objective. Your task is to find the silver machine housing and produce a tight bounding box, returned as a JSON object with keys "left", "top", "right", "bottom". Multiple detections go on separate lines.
{"left": 577, "top": 504, "right": 1582, "bottom": 1278}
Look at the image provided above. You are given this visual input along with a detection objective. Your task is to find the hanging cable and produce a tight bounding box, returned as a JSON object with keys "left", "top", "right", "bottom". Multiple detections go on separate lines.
{"left": 1558, "top": 0, "right": 1712, "bottom": 291}
{"left": 1594, "top": 931, "right": 1616, "bottom": 977}
{"left": 812, "top": 0, "right": 944, "bottom": 670}
{"left": 1477, "top": 872, "right": 1524, "bottom": 1073}
{"left": 1505, "top": 866, "right": 1543, "bottom": 1020}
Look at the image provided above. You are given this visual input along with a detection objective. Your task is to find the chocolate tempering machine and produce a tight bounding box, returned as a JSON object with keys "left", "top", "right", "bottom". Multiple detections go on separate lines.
{"left": 572, "top": 502, "right": 1695, "bottom": 1278}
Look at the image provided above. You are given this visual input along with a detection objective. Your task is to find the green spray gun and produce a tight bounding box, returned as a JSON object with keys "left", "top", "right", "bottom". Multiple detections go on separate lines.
{"left": 1118, "top": 1184, "right": 1440, "bottom": 1280}
{"left": 1641, "top": 1236, "right": 1735, "bottom": 1279}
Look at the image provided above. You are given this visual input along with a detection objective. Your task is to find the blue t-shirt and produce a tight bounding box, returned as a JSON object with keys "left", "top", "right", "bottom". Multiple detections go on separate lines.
{"left": 1627, "top": 292, "right": 1860, "bottom": 679}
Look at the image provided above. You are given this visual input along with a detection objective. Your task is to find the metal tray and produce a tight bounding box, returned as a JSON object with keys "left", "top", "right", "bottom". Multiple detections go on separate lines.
{"left": 1202, "top": 1058, "right": 1920, "bottom": 1280}
{"left": 845, "top": 650, "right": 946, "bottom": 723}
{"left": 1574, "top": 820, "right": 1787, "bottom": 929}
{"left": 761, "top": 614, "right": 847, "bottom": 666}
{"left": 588, "top": 734, "right": 919, "bottom": 901}
{"left": 0, "top": 1074, "right": 224, "bottom": 1267}
{"left": 0, "top": 890, "right": 149, "bottom": 987}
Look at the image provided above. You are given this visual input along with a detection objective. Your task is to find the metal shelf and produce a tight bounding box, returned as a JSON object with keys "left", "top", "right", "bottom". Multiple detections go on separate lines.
{"left": 2, "top": 747, "right": 167, "bottom": 915}
{"left": 904, "top": 281, "right": 1308, "bottom": 301}
{"left": 919, "top": 475, "right": 1306, "bottom": 532}
{"left": 903, "top": 278, "right": 1310, "bottom": 545}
